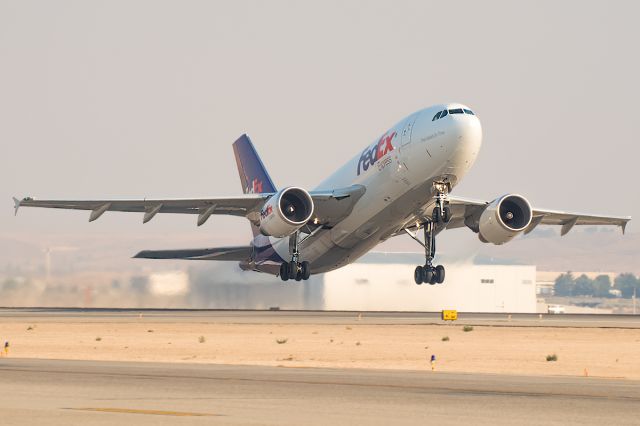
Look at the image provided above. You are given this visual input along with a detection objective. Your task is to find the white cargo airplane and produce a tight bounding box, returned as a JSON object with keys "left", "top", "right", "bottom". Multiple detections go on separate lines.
{"left": 14, "top": 104, "right": 631, "bottom": 284}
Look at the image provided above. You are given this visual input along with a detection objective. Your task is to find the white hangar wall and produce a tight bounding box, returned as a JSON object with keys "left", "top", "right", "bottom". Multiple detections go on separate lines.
{"left": 321, "top": 263, "right": 536, "bottom": 313}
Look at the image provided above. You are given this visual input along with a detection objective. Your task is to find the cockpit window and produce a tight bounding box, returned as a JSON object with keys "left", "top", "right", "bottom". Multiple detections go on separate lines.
{"left": 433, "top": 107, "right": 475, "bottom": 121}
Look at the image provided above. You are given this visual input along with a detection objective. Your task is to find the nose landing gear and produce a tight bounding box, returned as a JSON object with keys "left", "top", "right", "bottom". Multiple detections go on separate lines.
{"left": 279, "top": 231, "right": 311, "bottom": 282}
{"left": 432, "top": 187, "right": 451, "bottom": 224}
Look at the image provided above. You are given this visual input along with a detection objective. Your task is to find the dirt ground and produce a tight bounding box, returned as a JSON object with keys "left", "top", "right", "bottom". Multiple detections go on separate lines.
{"left": 2, "top": 320, "right": 640, "bottom": 379}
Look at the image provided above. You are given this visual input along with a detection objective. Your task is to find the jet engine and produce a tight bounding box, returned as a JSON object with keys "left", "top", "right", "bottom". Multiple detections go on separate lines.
{"left": 478, "top": 194, "right": 533, "bottom": 245}
{"left": 259, "top": 187, "right": 314, "bottom": 237}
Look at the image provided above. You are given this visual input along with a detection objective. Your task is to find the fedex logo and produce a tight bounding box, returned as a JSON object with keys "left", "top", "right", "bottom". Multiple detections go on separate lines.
{"left": 260, "top": 204, "right": 273, "bottom": 219}
{"left": 357, "top": 131, "right": 396, "bottom": 175}
{"left": 247, "top": 178, "right": 263, "bottom": 194}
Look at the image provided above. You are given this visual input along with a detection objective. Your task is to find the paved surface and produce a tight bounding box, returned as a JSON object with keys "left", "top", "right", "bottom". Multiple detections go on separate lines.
{"left": 1, "top": 308, "right": 640, "bottom": 328}
{"left": 0, "top": 358, "right": 639, "bottom": 425}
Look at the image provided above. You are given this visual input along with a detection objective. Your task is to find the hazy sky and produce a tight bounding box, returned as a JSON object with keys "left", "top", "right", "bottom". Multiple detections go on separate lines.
{"left": 2, "top": 1, "right": 638, "bottom": 251}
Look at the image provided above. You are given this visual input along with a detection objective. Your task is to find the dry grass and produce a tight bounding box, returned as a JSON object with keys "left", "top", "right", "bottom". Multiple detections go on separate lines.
{"left": 3, "top": 321, "right": 640, "bottom": 379}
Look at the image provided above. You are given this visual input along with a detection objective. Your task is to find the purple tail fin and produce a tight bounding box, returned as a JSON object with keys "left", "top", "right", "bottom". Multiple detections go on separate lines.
{"left": 232, "top": 134, "right": 276, "bottom": 236}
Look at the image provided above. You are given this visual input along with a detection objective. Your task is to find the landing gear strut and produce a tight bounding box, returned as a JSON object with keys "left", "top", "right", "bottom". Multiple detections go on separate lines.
{"left": 280, "top": 231, "right": 311, "bottom": 282}
{"left": 405, "top": 187, "right": 450, "bottom": 285}
{"left": 432, "top": 182, "right": 451, "bottom": 224}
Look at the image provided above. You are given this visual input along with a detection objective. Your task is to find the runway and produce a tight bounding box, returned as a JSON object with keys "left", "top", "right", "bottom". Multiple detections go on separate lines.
{"left": 1, "top": 308, "right": 640, "bottom": 328}
{"left": 1, "top": 358, "right": 638, "bottom": 426}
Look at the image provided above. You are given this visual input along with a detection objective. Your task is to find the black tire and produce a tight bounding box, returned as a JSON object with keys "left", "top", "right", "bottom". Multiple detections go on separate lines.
{"left": 432, "top": 207, "right": 441, "bottom": 223}
{"left": 301, "top": 261, "right": 311, "bottom": 280}
{"left": 414, "top": 266, "right": 424, "bottom": 285}
{"left": 295, "top": 270, "right": 303, "bottom": 281}
{"left": 280, "top": 263, "right": 289, "bottom": 282}
{"left": 443, "top": 207, "right": 451, "bottom": 223}
{"left": 423, "top": 268, "right": 433, "bottom": 285}
{"left": 435, "top": 265, "right": 445, "bottom": 284}
{"left": 289, "top": 261, "right": 297, "bottom": 280}
{"left": 429, "top": 272, "right": 437, "bottom": 285}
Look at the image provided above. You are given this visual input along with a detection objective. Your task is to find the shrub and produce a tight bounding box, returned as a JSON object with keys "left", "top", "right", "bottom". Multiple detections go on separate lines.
{"left": 441, "top": 336, "right": 450, "bottom": 341}
{"left": 276, "top": 338, "right": 288, "bottom": 344}
{"left": 463, "top": 325, "right": 474, "bottom": 332}
{"left": 95, "top": 337, "right": 102, "bottom": 341}
{"left": 198, "top": 336, "right": 206, "bottom": 343}
{"left": 546, "top": 354, "right": 558, "bottom": 362}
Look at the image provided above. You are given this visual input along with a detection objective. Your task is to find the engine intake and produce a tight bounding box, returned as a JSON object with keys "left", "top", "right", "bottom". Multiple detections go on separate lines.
{"left": 259, "top": 187, "right": 314, "bottom": 237}
{"left": 478, "top": 194, "right": 532, "bottom": 245}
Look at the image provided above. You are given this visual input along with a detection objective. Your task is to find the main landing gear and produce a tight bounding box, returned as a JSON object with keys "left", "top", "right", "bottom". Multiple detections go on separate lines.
{"left": 405, "top": 191, "right": 450, "bottom": 285}
{"left": 280, "top": 231, "right": 311, "bottom": 282}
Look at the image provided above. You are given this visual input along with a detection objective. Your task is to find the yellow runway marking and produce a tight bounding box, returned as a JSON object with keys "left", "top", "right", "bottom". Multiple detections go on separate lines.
{"left": 69, "top": 407, "right": 216, "bottom": 416}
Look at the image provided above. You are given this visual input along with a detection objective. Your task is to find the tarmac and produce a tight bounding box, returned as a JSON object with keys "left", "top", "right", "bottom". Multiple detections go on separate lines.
{"left": 2, "top": 308, "right": 640, "bottom": 328}
{"left": 2, "top": 309, "right": 640, "bottom": 424}
{"left": 1, "top": 358, "right": 639, "bottom": 425}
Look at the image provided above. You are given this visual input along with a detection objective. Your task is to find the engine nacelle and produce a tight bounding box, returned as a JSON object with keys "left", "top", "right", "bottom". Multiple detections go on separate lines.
{"left": 259, "top": 187, "right": 314, "bottom": 237}
{"left": 478, "top": 194, "right": 533, "bottom": 245}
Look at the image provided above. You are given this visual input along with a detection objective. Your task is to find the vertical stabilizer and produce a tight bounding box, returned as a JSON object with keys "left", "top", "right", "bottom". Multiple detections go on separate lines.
{"left": 232, "top": 134, "right": 277, "bottom": 236}
{"left": 232, "top": 134, "right": 277, "bottom": 194}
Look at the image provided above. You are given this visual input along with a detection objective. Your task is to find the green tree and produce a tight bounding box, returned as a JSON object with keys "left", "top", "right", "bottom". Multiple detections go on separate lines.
{"left": 593, "top": 275, "right": 613, "bottom": 298}
{"left": 614, "top": 273, "right": 640, "bottom": 298}
{"left": 554, "top": 272, "right": 574, "bottom": 296}
{"left": 574, "top": 274, "right": 595, "bottom": 296}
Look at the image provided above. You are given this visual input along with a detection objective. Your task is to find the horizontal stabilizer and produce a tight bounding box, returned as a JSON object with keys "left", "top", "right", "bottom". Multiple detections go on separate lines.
{"left": 133, "top": 246, "right": 252, "bottom": 261}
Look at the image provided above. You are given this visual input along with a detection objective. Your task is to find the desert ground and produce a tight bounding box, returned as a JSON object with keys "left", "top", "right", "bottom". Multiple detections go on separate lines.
{"left": 2, "top": 312, "right": 639, "bottom": 379}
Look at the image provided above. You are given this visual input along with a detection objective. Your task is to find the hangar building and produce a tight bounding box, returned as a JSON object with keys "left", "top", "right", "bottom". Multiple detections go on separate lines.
{"left": 320, "top": 253, "right": 536, "bottom": 313}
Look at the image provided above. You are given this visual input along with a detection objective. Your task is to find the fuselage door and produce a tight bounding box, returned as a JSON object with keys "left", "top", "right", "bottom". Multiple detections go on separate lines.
{"left": 395, "top": 113, "right": 419, "bottom": 187}
{"left": 400, "top": 114, "right": 418, "bottom": 146}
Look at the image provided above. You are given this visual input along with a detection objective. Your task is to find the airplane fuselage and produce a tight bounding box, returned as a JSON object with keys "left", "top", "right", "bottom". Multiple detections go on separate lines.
{"left": 246, "top": 103, "right": 483, "bottom": 275}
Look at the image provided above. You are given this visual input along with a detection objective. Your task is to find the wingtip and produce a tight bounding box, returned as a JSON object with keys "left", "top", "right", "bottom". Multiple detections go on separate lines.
{"left": 12, "top": 197, "right": 21, "bottom": 216}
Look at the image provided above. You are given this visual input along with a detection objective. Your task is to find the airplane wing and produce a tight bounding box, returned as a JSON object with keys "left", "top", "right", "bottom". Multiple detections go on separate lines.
{"left": 13, "top": 184, "right": 365, "bottom": 227}
{"left": 134, "top": 246, "right": 252, "bottom": 261}
{"left": 444, "top": 195, "right": 630, "bottom": 236}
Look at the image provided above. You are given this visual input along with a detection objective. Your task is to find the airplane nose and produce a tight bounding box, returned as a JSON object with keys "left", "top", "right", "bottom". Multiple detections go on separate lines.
{"left": 451, "top": 113, "right": 481, "bottom": 148}
{"left": 447, "top": 112, "right": 482, "bottom": 170}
